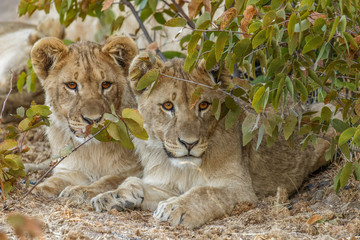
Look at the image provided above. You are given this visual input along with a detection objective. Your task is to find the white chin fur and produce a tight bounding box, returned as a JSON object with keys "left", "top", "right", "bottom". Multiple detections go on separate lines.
{"left": 170, "top": 157, "right": 202, "bottom": 169}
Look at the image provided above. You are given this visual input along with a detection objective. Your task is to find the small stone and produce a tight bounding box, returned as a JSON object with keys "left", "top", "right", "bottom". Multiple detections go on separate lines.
{"left": 313, "top": 190, "right": 324, "bottom": 201}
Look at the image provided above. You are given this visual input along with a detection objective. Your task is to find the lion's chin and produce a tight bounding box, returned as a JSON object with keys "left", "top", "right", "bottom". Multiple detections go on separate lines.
{"left": 169, "top": 157, "right": 202, "bottom": 169}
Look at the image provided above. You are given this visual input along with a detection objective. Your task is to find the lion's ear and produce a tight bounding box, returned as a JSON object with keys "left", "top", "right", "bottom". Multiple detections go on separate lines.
{"left": 102, "top": 36, "right": 138, "bottom": 71}
{"left": 199, "top": 59, "right": 232, "bottom": 89}
{"left": 31, "top": 37, "right": 67, "bottom": 80}
{"left": 128, "top": 52, "right": 165, "bottom": 94}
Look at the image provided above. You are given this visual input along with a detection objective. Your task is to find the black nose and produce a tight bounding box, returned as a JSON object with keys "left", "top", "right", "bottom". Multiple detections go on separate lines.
{"left": 81, "top": 115, "right": 103, "bottom": 125}
{"left": 178, "top": 138, "right": 199, "bottom": 151}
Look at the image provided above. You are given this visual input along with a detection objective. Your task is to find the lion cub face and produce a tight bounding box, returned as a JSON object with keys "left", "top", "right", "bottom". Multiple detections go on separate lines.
{"left": 31, "top": 37, "right": 138, "bottom": 139}
{"left": 130, "top": 56, "right": 231, "bottom": 167}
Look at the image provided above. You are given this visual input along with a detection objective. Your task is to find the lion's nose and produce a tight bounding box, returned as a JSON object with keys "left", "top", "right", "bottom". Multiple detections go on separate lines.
{"left": 178, "top": 138, "right": 199, "bottom": 151}
{"left": 81, "top": 115, "right": 103, "bottom": 125}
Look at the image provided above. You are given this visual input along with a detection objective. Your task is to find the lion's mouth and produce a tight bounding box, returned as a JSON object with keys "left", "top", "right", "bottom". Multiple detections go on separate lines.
{"left": 69, "top": 126, "right": 88, "bottom": 138}
{"left": 163, "top": 145, "right": 203, "bottom": 159}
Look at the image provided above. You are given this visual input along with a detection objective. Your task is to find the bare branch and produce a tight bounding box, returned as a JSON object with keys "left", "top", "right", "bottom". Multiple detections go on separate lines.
{"left": 120, "top": 0, "right": 167, "bottom": 62}
{"left": 22, "top": 123, "right": 110, "bottom": 198}
{"left": 0, "top": 70, "right": 14, "bottom": 124}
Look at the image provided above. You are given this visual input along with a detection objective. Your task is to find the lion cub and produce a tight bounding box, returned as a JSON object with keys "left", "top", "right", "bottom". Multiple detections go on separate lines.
{"left": 30, "top": 36, "right": 141, "bottom": 203}
{"left": 90, "top": 53, "right": 329, "bottom": 228}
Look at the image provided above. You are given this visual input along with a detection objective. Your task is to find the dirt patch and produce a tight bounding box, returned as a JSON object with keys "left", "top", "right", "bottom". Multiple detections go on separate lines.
{"left": 1, "top": 124, "right": 359, "bottom": 239}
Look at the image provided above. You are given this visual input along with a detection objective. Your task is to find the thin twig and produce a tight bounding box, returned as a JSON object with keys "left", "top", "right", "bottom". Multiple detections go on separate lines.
{"left": 22, "top": 123, "right": 110, "bottom": 198}
{"left": 0, "top": 70, "right": 13, "bottom": 123}
{"left": 120, "top": 0, "right": 166, "bottom": 62}
{"left": 171, "top": 0, "right": 196, "bottom": 29}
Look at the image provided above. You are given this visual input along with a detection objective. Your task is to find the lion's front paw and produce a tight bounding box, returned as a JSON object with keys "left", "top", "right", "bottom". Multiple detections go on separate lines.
{"left": 91, "top": 187, "right": 144, "bottom": 212}
{"left": 153, "top": 197, "right": 203, "bottom": 229}
{"left": 32, "top": 183, "right": 60, "bottom": 198}
{"left": 59, "top": 185, "right": 98, "bottom": 204}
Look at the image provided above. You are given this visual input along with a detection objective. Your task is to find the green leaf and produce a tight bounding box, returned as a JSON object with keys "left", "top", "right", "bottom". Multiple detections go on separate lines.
{"left": 313, "top": 18, "right": 326, "bottom": 33}
{"left": 288, "top": 13, "right": 297, "bottom": 38}
{"left": 283, "top": 114, "right": 297, "bottom": 140}
{"left": 320, "top": 106, "right": 332, "bottom": 123}
{"left": 340, "top": 162, "right": 353, "bottom": 189}
{"left": 334, "top": 169, "right": 342, "bottom": 193}
{"left": 188, "top": 34, "right": 201, "bottom": 57}
{"left": 104, "top": 113, "right": 119, "bottom": 123}
{"left": 225, "top": 96, "right": 238, "bottom": 111}
{"left": 242, "top": 113, "right": 257, "bottom": 146}
{"left": 328, "top": 16, "right": 340, "bottom": 42}
{"left": 184, "top": 50, "right": 199, "bottom": 72}
{"left": 233, "top": 39, "right": 252, "bottom": 59}
{"left": 195, "top": 12, "right": 211, "bottom": 29}
{"left": 302, "top": 36, "right": 324, "bottom": 54}
{"left": 205, "top": 48, "right": 217, "bottom": 71}
{"left": 0, "top": 139, "right": 17, "bottom": 153}
{"left": 148, "top": 0, "right": 158, "bottom": 12}
{"left": 353, "top": 162, "right": 360, "bottom": 181}
{"left": 215, "top": 32, "right": 228, "bottom": 62}
{"left": 136, "top": 69, "right": 159, "bottom": 91}
{"left": 338, "top": 127, "right": 355, "bottom": 146}
{"left": 338, "top": 15, "right": 346, "bottom": 32}
{"left": 16, "top": 107, "right": 25, "bottom": 118}
{"left": 212, "top": 98, "right": 220, "bottom": 116}
{"left": 325, "top": 137, "right": 336, "bottom": 161}
{"left": 122, "top": 108, "right": 145, "bottom": 127}
{"left": 294, "top": 19, "right": 311, "bottom": 32}
{"left": 268, "top": 58, "right": 285, "bottom": 78}
{"left": 294, "top": 79, "right": 308, "bottom": 101}
{"left": 331, "top": 119, "right": 350, "bottom": 133}
{"left": 252, "top": 29, "right": 267, "bottom": 49}
{"left": 271, "top": 0, "right": 284, "bottom": 9}
{"left": 343, "top": 32, "right": 358, "bottom": 48}
{"left": 18, "top": 118, "right": 32, "bottom": 132}
{"left": 262, "top": 10, "right": 276, "bottom": 27}
{"left": 111, "top": 16, "right": 125, "bottom": 33}
{"left": 123, "top": 119, "right": 148, "bottom": 140}
{"left": 339, "top": 142, "right": 351, "bottom": 159}
{"left": 225, "top": 107, "right": 242, "bottom": 130}
{"left": 352, "top": 128, "right": 360, "bottom": 147}
{"left": 26, "top": 105, "right": 51, "bottom": 118}
{"left": 165, "top": 17, "right": 187, "bottom": 27}
{"left": 252, "top": 86, "right": 265, "bottom": 113}
{"left": 225, "top": 0, "right": 235, "bottom": 9}
{"left": 248, "top": 22, "right": 262, "bottom": 34}
{"left": 91, "top": 125, "right": 112, "bottom": 142}
{"left": 256, "top": 124, "right": 265, "bottom": 150}
{"left": 17, "top": 72, "right": 26, "bottom": 93}
{"left": 162, "top": 51, "right": 186, "bottom": 59}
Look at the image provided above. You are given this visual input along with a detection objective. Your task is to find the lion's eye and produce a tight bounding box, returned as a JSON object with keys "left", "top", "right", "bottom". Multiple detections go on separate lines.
{"left": 199, "top": 101, "right": 209, "bottom": 111}
{"left": 162, "top": 101, "right": 174, "bottom": 111}
{"left": 65, "top": 82, "right": 77, "bottom": 90}
{"left": 101, "top": 81, "right": 112, "bottom": 89}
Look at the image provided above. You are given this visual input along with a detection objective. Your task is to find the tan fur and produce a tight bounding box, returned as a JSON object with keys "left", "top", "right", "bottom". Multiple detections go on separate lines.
{"left": 30, "top": 37, "right": 142, "bottom": 203}
{"left": 91, "top": 54, "right": 329, "bottom": 228}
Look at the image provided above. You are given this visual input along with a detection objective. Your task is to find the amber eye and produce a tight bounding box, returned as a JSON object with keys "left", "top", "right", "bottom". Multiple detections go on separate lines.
{"left": 162, "top": 101, "right": 174, "bottom": 111}
{"left": 66, "top": 82, "right": 77, "bottom": 90}
{"left": 199, "top": 101, "right": 209, "bottom": 111}
{"left": 101, "top": 81, "right": 112, "bottom": 89}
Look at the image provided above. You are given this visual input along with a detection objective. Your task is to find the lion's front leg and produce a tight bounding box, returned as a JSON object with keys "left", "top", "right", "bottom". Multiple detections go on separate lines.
{"left": 33, "top": 171, "right": 90, "bottom": 198}
{"left": 153, "top": 185, "right": 256, "bottom": 229}
{"left": 91, "top": 177, "right": 176, "bottom": 212}
{"left": 59, "top": 175, "right": 126, "bottom": 204}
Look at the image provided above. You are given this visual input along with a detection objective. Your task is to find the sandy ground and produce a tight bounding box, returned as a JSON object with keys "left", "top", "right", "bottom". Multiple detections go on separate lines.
{"left": 0, "top": 125, "right": 359, "bottom": 240}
